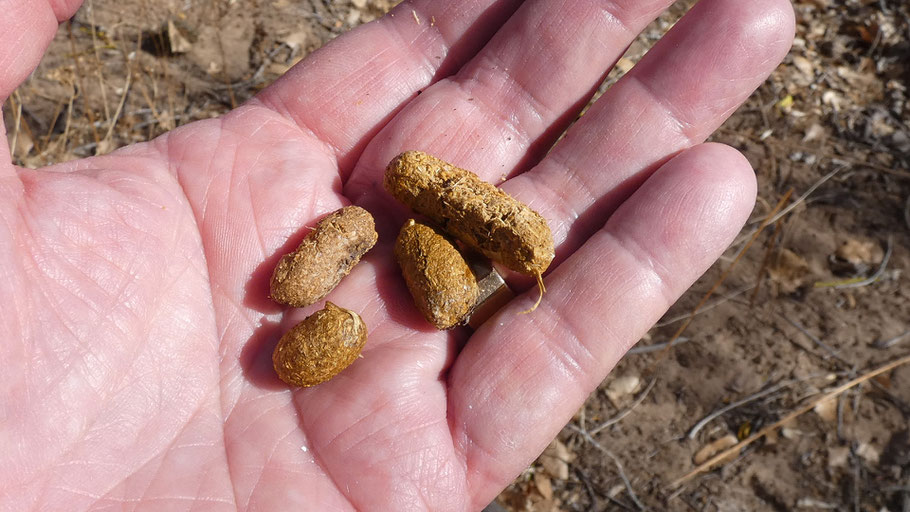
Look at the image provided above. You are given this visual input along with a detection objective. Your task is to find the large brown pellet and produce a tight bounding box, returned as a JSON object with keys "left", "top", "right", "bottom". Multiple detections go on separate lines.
{"left": 270, "top": 206, "right": 378, "bottom": 308}
{"left": 384, "top": 151, "right": 554, "bottom": 278}
{"left": 395, "top": 219, "right": 479, "bottom": 329}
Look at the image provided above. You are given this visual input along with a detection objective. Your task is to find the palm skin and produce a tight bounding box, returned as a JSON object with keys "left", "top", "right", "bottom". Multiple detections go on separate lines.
{"left": 0, "top": 0, "right": 794, "bottom": 510}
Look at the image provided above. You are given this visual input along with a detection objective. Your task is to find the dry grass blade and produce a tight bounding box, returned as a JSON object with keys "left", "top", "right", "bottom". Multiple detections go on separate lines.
{"left": 568, "top": 424, "right": 647, "bottom": 511}
{"left": 670, "top": 353, "right": 910, "bottom": 488}
{"left": 873, "top": 329, "right": 910, "bottom": 350}
{"left": 100, "top": 63, "right": 133, "bottom": 152}
{"left": 68, "top": 21, "right": 101, "bottom": 147}
{"left": 628, "top": 337, "right": 692, "bottom": 355}
{"left": 749, "top": 218, "right": 784, "bottom": 305}
{"left": 652, "top": 285, "right": 754, "bottom": 328}
{"left": 10, "top": 91, "right": 23, "bottom": 161}
{"left": 734, "top": 166, "right": 843, "bottom": 247}
{"left": 590, "top": 377, "right": 657, "bottom": 435}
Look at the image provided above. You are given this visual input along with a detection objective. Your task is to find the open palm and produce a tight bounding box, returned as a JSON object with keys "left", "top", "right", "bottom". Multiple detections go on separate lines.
{"left": 1, "top": 0, "right": 794, "bottom": 510}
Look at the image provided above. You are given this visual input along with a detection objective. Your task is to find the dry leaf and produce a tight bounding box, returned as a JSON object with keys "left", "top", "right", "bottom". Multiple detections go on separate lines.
{"left": 781, "top": 427, "right": 801, "bottom": 440}
{"left": 167, "top": 20, "right": 193, "bottom": 53}
{"left": 605, "top": 375, "right": 641, "bottom": 407}
{"left": 693, "top": 434, "right": 740, "bottom": 465}
{"left": 539, "top": 439, "right": 573, "bottom": 480}
{"left": 281, "top": 30, "right": 310, "bottom": 52}
{"left": 856, "top": 443, "right": 880, "bottom": 464}
{"left": 792, "top": 55, "right": 815, "bottom": 85}
{"left": 813, "top": 396, "right": 837, "bottom": 422}
{"left": 768, "top": 248, "right": 810, "bottom": 294}
{"left": 533, "top": 472, "right": 553, "bottom": 500}
{"left": 803, "top": 123, "right": 826, "bottom": 142}
{"left": 828, "top": 446, "right": 850, "bottom": 467}
{"left": 822, "top": 90, "right": 844, "bottom": 111}
{"left": 835, "top": 239, "right": 883, "bottom": 266}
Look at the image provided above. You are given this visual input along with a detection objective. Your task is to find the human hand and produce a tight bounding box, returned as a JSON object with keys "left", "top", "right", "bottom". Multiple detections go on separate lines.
{"left": 0, "top": 0, "right": 794, "bottom": 510}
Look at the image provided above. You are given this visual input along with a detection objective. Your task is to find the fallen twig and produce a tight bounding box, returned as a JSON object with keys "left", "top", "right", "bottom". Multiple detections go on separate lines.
{"left": 750, "top": 219, "right": 784, "bottom": 304}
{"left": 653, "top": 285, "right": 754, "bottom": 328}
{"left": 569, "top": 424, "right": 647, "bottom": 511}
{"left": 873, "top": 329, "right": 910, "bottom": 350}
{"left": 734, "top": 166, "right": 843, "bottom": 248}
{"left": 628, "top": 337, "right": 692, "bottom": 355}
{"left": 688, "top": 379, "right": 795, "bottom": 440}
{"left": 590, "top": 378, "right": 657, "bottom": 435}
{"left": 778, "top": 313, "right": 851, "bottom": 367}
{"left": 670, "top": 353, "right": 910, "bottom": 488}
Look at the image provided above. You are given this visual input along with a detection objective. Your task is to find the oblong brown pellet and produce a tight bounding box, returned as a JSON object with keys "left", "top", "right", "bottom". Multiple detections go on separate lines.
{"left": 384, "top": 151, "right": 554, "bottom": 276}
{"left": 395, "top": 219, "right": 479, "bottom": 329}
{"left": 270, "top": 206, "right": 378, "bottom": 308}
{"left": 272, "top": 302, "right": 367, "bottom": 387}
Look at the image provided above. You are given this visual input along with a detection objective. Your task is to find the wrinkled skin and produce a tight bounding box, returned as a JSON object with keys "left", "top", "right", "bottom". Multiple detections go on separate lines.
{"left": 0, "top": 0, "right": 793, "bottom": 510}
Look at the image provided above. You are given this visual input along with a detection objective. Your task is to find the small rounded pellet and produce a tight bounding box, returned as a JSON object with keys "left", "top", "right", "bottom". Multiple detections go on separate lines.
{"left": 272, "top": 302, "right": 367, "bottom": 387}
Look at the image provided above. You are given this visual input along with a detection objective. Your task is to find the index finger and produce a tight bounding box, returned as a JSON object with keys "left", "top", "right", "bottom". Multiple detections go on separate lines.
{"left": 254, "top": 0, "right": 524, "bottom": 173}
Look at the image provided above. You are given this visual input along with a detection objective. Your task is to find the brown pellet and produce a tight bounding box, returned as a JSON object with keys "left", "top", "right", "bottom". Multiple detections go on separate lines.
{"left": 270, "top": 206, "right": 378, "bottom": 308}
{"left": 272, "top": 302, "right": 367, "bottom": 387}
{"left": 384, "top": 151, "right": 554, "bottom": 277}
{"left": 395, "top": 219, "right": 479, "bottom": 329}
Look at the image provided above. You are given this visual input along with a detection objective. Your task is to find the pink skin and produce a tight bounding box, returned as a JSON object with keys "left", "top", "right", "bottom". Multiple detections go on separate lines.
{"left": 0, "top": 0, "right": 793, "bottom": 510}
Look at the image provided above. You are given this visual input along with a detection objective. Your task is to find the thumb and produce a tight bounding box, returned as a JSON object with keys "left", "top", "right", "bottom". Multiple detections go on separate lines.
{"left": 1, "top": 0, "right": 84, "bottom": 170}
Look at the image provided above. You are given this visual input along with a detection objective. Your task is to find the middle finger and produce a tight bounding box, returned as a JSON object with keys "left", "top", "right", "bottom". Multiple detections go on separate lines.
{"left": 344, "top": 0, "right": 679, "bottom": 201}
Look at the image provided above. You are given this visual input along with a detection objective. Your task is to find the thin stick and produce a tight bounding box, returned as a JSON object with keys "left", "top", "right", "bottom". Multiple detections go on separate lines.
{"left": 716, "top": 127, "right": 910, "bottom": 180}
{"left": 686, "top": 372, "right": 835, "bottom": 439}
{"left": 670, "top": 353, "right": 910, "bottom": 488}
{"left": 88, "top": 0, "right": 112, "bottom": 124}
{"left": 778, "top": 314, "right": 849, "bottom": 365}
{"left": 653, "top": 285, "right": 754, "bottom": 328}
{"left": 590, "top": 378, "right": 657, "bottom": 435}
{"left": 568, "top": 424, "right": 647, "bottom": 511}
{"left": 750, "top": 219, "right": 784, "bottom": 304}
{"left": 60, "top": 90, "right": 76, "bottom": 158}
{"left": 688, "top": 380, "right": 790, "bottom": 440}
{"left": 873, "top": 329, "right": 910, "bottom": 350}
{"left": 68, "top": 21, "right": 101, "bottom": 147}
{"left": 101, "top": 62, "right": 132, "bottom": 150}
{"left": 734, "top": 166, "right": 843, "bottom": 248}
{"left": 627, "top": 337, "right": 692, "bottom": 355}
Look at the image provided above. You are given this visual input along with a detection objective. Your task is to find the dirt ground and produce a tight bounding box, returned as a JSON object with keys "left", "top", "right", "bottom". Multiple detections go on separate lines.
{"left": 5, "top": 0, "right": 910, "bottom": 510}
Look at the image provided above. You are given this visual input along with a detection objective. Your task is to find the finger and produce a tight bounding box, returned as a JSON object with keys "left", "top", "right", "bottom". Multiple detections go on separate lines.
{"left": 447, "top": 143, "right": 757, "bottom": 506}
{"left": 1, "top": 0, "right": 83, "bottom": 172}
{"left": 254, "top": 0, "right": 524, "bottom": 172}
{"left": 502, "top": 0, "right": 794, "bottom": 260}
{"left": 344, "top": 0, "right": 677, "bottom": 198}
